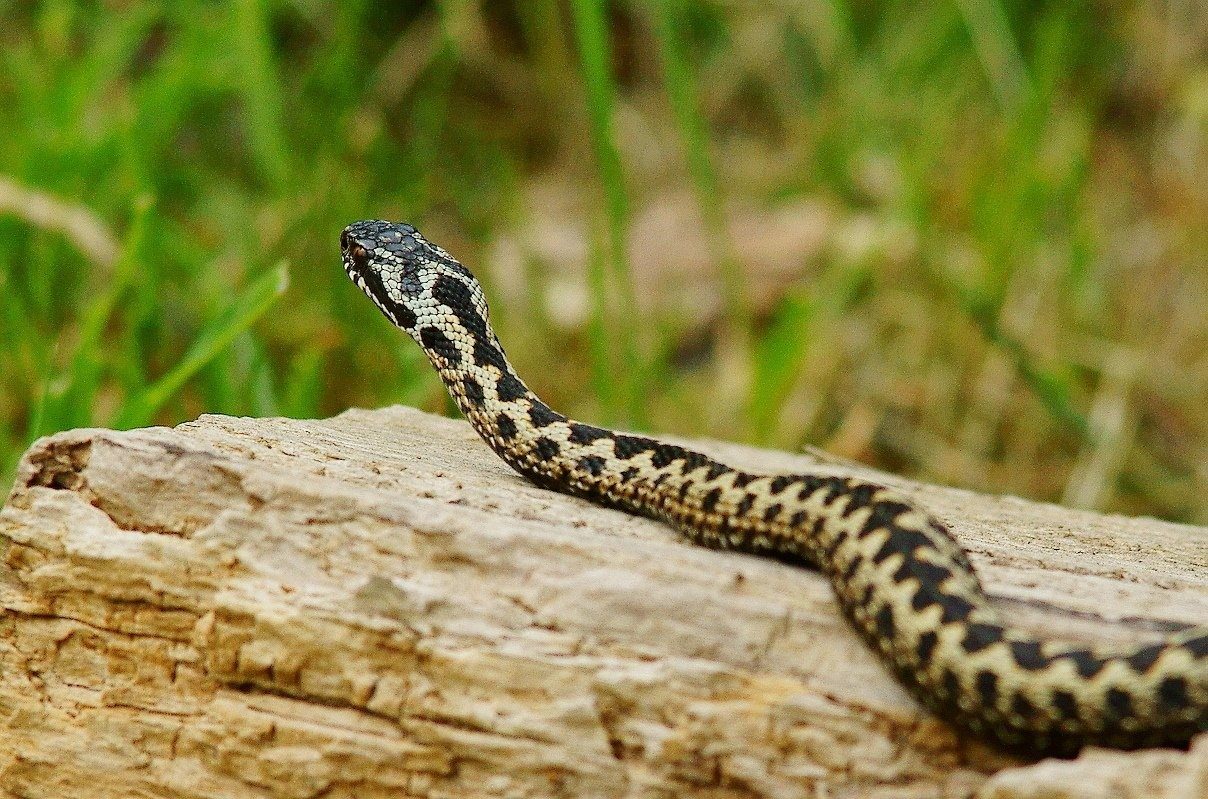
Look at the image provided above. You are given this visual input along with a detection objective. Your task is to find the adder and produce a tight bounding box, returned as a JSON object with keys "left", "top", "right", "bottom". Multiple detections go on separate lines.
{"left": 340, "top": 218, "right": 1206, "bottom": 754}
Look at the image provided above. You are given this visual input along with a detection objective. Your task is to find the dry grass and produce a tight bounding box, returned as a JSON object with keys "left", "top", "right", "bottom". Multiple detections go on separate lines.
{"left": 1, "top": 2, "right": 1205, "bottom": 522}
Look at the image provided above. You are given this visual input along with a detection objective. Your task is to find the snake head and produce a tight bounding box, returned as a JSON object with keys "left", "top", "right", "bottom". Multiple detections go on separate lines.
{"left": 340, "top": 219, "right": 483, "bottom": 333}
{"left": 340, "top": 220, "right": 498, "bottom": 366}
{"left": 340, "top": 219, "right": 430, "bottom": 331}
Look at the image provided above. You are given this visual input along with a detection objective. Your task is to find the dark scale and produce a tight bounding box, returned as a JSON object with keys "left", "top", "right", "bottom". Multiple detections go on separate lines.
{"left": 1125, "top": 644, "right": 1164, "bottom": 673}
{"left": 678, "top": 451, "right": 711, "bottom": 475}
{"left": 419, "top": 326, "right": 460, "bottom": 365}
{"left": 1065, "top": 650, "right": 1106, "bottom": 679}
{"left": 461, "top": 376, "right": 484, "bottom": 406}
{"left": 1051, "top": 690, "right": 1079, "bottom": 718}
{"left": 916, "top": 630, "right": 939, "bottom": 665}
{"left": 839, "top": 483, "right": 878, "bottom": 516}
{"left": 838, "top": 554, "right": 864, "bottom": 583}
{"left": 341, "top": 219, "right": 1208, "bottom": 757}
{"left": 577, "top": 455, "right": 606, "bottom": 476}
{"left": 859, "top": 500, "right": 910, "bottom": 536}
{"left": 649, "top": 445, "right": 682, "bottom": 469}
{"left": 975, "top": 670, "right": 999, "bottom": 707}
{"left": 494, "top": 413, "right": 518, "bottom": 441}
{"left": 823, "top": 533, "right": 849, "bottom": 565}
{"left": 1104, "top": 688, "right": 1134, "bottom": 720}
{"left": 496, "top": 372, "right": 526, "bottom": 402}
{"left": 528, "top": 403, "right": 564, "bottom": 428}
{"left": 431, "top": 275, "right": 475, "bottom": 323}
{"left": 961, "top": 623, "right": 1005, "bottom": 653}
{"left": 474, "top": 338, "right": 507, "bottom": 370}
{"left": 875, "top": 605, "right": 896, "bottom": 640}
{"left": 768, "top": 475, "right": 793, "bottom": 494}
{"left": 569, "top": 423, "right": 612, "bottom": 445}
{"left": 894, "top": 557, "right": 952, "bottom": 589}
{"left": 1159, "top": 677, "right": 1187, "bottom": 709}
{"left": 1009, "top": 640, "right": 1050, "bottom": 671}
{"left": 1012, "top": 693, "right": 1040, "bottom": 723}
{"left": 869, "top": 525, "right": 935, "bottom": 565}
{"left": 613, "top": 435, "right": 656, "bottom": 460}
{"left": 532, "top": 436, "right": 561, "bottom": 461}
{"left": 937, "top": 594, "right": 976, "bottom": 625}
{"left": 822, "top": 479, "right": 850, "bottom": 506}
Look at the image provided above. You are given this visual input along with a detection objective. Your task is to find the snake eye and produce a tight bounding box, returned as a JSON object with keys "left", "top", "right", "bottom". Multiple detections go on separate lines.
{"left": 340, "top": 229, "right": 371, "bottom": 270}
{"left": 348, "top": 242, "right": 369, "bottom": 270}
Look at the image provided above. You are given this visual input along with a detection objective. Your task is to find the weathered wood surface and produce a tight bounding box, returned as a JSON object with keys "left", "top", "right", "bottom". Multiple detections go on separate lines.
{"left": 0, "top": 406, "right": 1204, "bottom": 799}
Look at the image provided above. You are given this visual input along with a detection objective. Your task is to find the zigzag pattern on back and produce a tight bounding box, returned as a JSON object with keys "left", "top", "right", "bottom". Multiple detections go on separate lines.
{"left": 341, "top": 218, "right": 1206, "bottom": 754}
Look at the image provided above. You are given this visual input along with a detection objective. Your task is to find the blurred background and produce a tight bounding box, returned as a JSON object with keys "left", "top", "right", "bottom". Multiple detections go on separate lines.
{"left": 1, "top": 1, "right": 1205, "bottom": 522}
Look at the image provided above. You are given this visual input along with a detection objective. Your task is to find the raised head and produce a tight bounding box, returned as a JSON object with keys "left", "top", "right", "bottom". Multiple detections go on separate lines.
{"left": 340, "top": 220, "right": 503, "bottom": 373}
{"left": 340, "top": 219, "right": 490, "bottom": 334}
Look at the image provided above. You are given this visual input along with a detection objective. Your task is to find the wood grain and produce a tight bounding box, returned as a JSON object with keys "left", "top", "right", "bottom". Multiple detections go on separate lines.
{"left": 1, "top": 406, "right": 1204, "bottom": 798}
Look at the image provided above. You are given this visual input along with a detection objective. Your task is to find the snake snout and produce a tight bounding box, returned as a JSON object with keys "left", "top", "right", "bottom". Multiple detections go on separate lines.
{"left": 340, "top": 225, "right": 375, "bottom": 275}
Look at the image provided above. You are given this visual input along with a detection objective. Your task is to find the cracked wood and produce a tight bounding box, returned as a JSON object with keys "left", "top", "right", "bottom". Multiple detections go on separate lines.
{"left": 0, "top": 406, "right": 1205, "bottom": 798}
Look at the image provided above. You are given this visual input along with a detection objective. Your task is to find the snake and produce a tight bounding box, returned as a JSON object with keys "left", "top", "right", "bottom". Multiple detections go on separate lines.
{"left": 340, "top": 218, "right": 1206, "bottom": 754}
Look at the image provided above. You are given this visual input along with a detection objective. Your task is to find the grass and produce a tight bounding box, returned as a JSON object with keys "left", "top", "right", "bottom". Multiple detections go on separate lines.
{"left": 568, "top": 0, "right": 645, "bottom": 424}
{"left": 1, "top": 1, "right": 1205, "bottom": 524}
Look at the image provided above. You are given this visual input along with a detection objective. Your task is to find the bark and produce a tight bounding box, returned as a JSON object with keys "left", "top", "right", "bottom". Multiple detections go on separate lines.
{"left": 0, "top": 406, "right": 1204, "bottom": 799}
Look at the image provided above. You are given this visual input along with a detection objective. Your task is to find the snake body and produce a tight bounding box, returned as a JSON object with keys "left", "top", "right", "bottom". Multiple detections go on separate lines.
{"left": 341, "top": 219, "right": 1206, "bottom": 753}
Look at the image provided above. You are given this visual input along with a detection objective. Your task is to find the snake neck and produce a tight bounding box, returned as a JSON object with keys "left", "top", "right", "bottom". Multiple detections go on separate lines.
{"left": 433, "top": 342, "right": 574, "bottom": 480}
{"left": 432, "top": 341, "right": 817, "bottom": 554}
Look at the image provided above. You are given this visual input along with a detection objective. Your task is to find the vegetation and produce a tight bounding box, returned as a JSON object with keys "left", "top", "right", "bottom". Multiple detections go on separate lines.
{"left": 1, "top": 2, "right": 1205, "bottom": 523}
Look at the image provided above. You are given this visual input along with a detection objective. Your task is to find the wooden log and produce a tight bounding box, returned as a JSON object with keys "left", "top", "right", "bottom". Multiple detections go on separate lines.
{"left": 1, "top": 406, "right": 1204, "bottom": 798}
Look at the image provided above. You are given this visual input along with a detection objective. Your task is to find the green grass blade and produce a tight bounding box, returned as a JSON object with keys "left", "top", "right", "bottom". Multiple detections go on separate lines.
{"left": 954, "top": 0, "right": 1030, "bottom": 114}
{"left": 60, "top": 196, "right": 154, "bottom": 428}
{"left": 231, "top": 0, "right": 291, "bottom": 187}
{"left": 281, "top": 349, "right": 324, "bottom": 419}
{"left": 958, "top": 283, "right": 1092, "bottom": 442}
{"left": 583, "top": 224, "right": 616, "bottom": 414}
{"left": 567, "top": 0, "right": 645, "bottom": 426}
{"left": 248, "top": 334, "right": 280, "bottom": 417}
{"left": 748, "top": 262, "right": 871, "bottom": 443}
{"left": 114, "top": 261, "right": 290, "bottom": 429}
{"left": 23, "top": 196, "right": 153, "bottom": 440}
{"left": 650, "top": 0, "right": 745, "bottom": 324}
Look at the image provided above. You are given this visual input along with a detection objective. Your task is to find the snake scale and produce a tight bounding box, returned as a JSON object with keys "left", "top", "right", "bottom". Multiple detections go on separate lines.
{"left": 341, "top": 218, "right": 1206, "bottom": 754}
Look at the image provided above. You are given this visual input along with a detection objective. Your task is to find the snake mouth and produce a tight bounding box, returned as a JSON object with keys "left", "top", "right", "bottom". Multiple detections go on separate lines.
{"left": 339, "top": 226, "right": 376, "bottom": 295}
{"left": 340, "top": 228, "right": 371, "bottom": 272}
